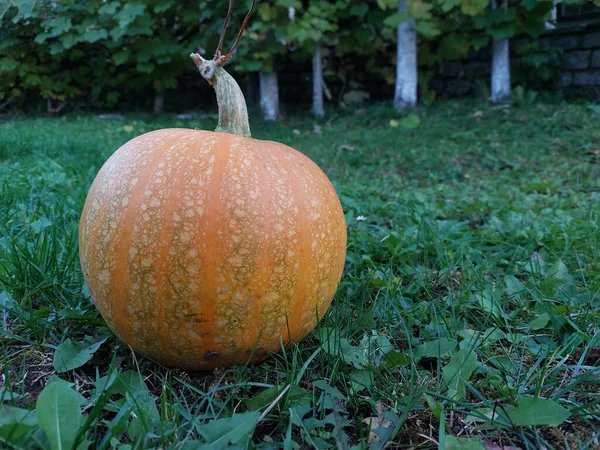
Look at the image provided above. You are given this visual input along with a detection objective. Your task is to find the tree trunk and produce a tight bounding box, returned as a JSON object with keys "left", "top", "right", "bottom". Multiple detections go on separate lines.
{"left": 393, "top": 0, "right": 417, "bottom": 110}
{"left": 490, "top": 0, "right": 511, "bottom": 104}
{"left": 312, "top": 41, "right": 325, "bottom": 117}
{"left": 259, "top": 70, "right": 279, "bottom": 121}
{"left": 153, "top": 90, "right": 165, "bottom": 114}
{"left": 546, "top": 5, "right": 557, "bottom": 30}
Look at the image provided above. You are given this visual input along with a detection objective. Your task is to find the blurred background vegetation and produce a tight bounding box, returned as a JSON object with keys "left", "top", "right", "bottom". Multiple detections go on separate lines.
{"left": 0, "top": 0, "right": 598, "bottom": 115}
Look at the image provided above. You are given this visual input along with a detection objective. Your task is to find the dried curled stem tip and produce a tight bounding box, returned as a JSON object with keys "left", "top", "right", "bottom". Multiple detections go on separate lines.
{"left": 194, "top": 0, "right": 257, "bottom": 73}
{"left": 189, "top": 0, "right": 254, "bottom": 138}
{"left": 190, "top": 53, "right": 217, "bottom": 85}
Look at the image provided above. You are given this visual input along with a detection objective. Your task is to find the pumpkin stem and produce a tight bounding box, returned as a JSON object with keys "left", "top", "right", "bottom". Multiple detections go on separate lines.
{"left": 189, "top": 0, "right": 256, "bottom": 138}
{"left": 190, "top": 53, "right": 251, "bottom": 138}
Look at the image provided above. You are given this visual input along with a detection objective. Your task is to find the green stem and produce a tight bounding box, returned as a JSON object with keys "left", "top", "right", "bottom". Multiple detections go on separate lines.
{"left": 190, "top": 53, "right": 251, "bottom": 138}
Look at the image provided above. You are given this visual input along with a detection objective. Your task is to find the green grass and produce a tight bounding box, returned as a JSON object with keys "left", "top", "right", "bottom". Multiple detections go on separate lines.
{"left": 1, "top": 99, "right": 599, "bottom": 449}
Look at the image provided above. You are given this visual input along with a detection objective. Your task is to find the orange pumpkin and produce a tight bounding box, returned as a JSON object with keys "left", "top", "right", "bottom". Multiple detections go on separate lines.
{"left": 78, "top": 53, "right": 347, "bottom": 371}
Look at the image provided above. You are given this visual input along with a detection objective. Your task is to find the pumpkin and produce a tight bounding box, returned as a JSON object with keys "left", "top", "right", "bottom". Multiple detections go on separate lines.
{"left": 78, "top": 11, "right": 346, "bottom": 371}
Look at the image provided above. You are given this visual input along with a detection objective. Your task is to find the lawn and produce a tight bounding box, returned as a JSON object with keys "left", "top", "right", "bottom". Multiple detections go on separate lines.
{"left": 0, "top": 99, "right": 599, "bottom": 449}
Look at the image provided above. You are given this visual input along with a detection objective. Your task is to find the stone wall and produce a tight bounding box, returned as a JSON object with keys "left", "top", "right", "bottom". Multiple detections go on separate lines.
{"left": 552, "top": 21, "right": 600, "bottom": 89}
{"left": 266, "top": 15, "right": 600, "bottom": 105}
{"left": 430, "top": 17, "right": 600, "bottom": 98}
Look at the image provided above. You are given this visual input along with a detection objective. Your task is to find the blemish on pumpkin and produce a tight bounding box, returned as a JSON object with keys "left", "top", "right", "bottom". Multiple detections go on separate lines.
{"left": 204, "top": 350, "right": 220, "bottom": 360}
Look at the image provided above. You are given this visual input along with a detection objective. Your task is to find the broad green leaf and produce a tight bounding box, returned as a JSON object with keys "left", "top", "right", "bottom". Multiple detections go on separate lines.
{"left": 461, "top": 0, "right": 489, "bottom": 15}
{"left": 444, "top": 435, "right": 485, "bottom": 449}
{"left": 400, "top": 113, "right": 422, "bottom": 129}
{"left": 443, "top": 347, "right": 478, "bottom": 401}
{"left": 0, "top": 405, "right": 38, "bottom": 446}
{"left": 383, "top": 351, "right": 412, "bottom": 368}
{"left": 0, "top": 291, "right": 15, "bottom": 311}
{"left": 13, "top": 0, "right": 36, "bottom": 19}
{"left": 350, "top": 3, "right": 369, "bottom": 17}
{"left": 53, "top": 336, "right": 107, "bottom": 372}
{"left": 99, "top": 2, "right": 119, "bottom": 15}
{"left": 81, "top": 29, "right": 108, "bottom": 43}
{"left": 115, "top": 3, "right": 146, "bottom": 27}
{"left": 349, "top": 369, "right": 374, "bottom": 392}
{"left": 112, "top": 51, "right": 130, "bottom": 65}
{"left": 30, "top": 216, "right": 52, "bottom": 233}
{"left": 377, "top": 0, "right": 397, "bottom": 10}
{"left": 489, "top": 22, "right": 517, "bottom": 41}
{"left": 413, "top": 338, "right": 457, "bottom": 360}
{"left": 440, "top": 0, "right": 461, "bottom": 12}
{"left": 547, "top": 260, "right": 570, "bottom": 283}
{"left": 34, "top": 32, "right": 51, "bottom": 44}
{"left": 505, "top": 397, "right": 570, "bottom": 426}
{"left": 36, "top": 380, "right": 82, "bottom": 450}
{"left": 109, "top": 371, "right": 149, "bottom": 402}
{"left": 469, "top": 288, "right": 503, "bottom": 318}
{"left": 128, "top": 399, "right": 159, "bottom": 441}
{"left": 471, "top": 35, "right": 489, "bottom": 50}
{"left": 313, "top": 380, "right": 347, "bottom": 400}
{"left": 60, "top": 33, "right": 79, "bottom": 49}
{"left": 415, "top": 21, "right": 440, "bottom": 38}
{"left": 243, "top": 384, "right": 307, "bottom": 411}
{"left": 384, "top": 12, "right": 411, "bottom": 28}
{"left": 179, "top": 441, "right": 205, "bottom": 450}
{"left": 196, "top": 412, "right": 260, "bottom": 450}
{"left": 529, "top": 312, "right": 550, "bottom": 330}
{"left": 44, "top": 17, "right": 72, "bottom": 37}
{"left": 504, "top": 275, "right": 525, "bottom": 297}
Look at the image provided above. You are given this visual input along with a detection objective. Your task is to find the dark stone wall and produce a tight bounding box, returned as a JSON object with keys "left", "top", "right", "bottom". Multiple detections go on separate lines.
{"left": 256, "top": 15, "right": 600, "bottom": 106}
{"left": 429, "top": 18, "right": 600, "bottom": 99}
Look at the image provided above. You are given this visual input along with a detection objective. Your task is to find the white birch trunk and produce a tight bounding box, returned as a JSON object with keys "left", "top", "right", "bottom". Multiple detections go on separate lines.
{"left": 490, "top": 0, "right": 511, "bottom": 103}
{"left": 546, "top": 5, "right": 557, "bottom": 30}
{"left": 312, "top": 41, "right": 324, "bottom": 117}
{"left": 259, "top": 70, "right": 279, "bottom": 121}
{"left": 153, "top": 90, "right": 165, "bottom": 114}
{"left": 393, "top": 0, "right": 417, "bottom": 110}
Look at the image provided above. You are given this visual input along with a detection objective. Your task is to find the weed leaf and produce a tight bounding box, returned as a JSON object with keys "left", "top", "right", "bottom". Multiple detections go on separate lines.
{"left": 414, "top": 338, "right": 457, "bottom": 360}
{"left": 443, "top": 347, "right": 478, "bottom": 400}
{"left": 53, "top": 335, "right": 107, "bottom": 372}
{"left": 243, "top": 384, "right": 307, "bottom": 411}
{"left": 36, "top": 379, "right": 82, "bottom": 450}
{"left": 0, "top": 405, "right": 38, "bottom": 446}
{"left": 505, "top": 397, "right": 570, "bottom": 426}
{"left": 444, "top": 435, "right": 485, "bottom": 449}
{"left": 196, "top": 412, "right": 260, "bottom": 449}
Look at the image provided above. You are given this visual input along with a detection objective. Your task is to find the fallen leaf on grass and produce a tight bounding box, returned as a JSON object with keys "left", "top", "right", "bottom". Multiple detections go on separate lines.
{"left": 338, "top": 144, "right": 355, "bottom": 152}
{"left": 472, "top": 111, "right": 484, "bottom": 120}
{"left": 363, "top": 400, "right": 392, "bottom": 443}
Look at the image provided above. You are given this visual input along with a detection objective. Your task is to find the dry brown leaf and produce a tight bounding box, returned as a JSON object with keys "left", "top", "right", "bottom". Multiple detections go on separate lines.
{"left": 473, "top": 110, "right": 484, "bottom": 120}
{"left": 363, "top": 400, "right": 392, "bottom": 443}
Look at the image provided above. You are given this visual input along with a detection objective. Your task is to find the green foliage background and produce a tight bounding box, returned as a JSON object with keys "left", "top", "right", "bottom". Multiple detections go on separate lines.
{"left": 0, "top": 0, "right": 583, "bottom": 111}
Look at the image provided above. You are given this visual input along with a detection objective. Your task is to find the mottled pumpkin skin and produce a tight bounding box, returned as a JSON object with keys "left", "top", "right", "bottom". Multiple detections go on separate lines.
{"left": 79, "top": 128, "right": 347, "bottom": 371}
